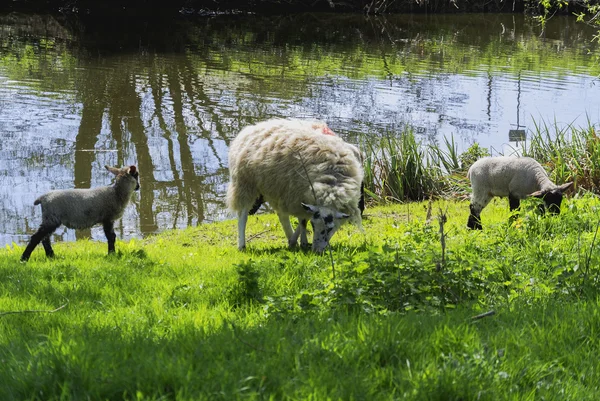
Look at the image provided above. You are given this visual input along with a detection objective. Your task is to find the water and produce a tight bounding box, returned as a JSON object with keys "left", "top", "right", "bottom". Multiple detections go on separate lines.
{"left": 1, "top": 12, "right": 599, "bottom": 247}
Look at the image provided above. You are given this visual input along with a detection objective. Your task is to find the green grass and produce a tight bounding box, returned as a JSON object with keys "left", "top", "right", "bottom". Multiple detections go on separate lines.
{"left": 2, "top": 195, "right": 600, "bottom": 400}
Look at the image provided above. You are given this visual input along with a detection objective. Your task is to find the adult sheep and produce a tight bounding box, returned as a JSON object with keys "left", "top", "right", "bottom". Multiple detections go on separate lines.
{"left": 247, "top": 119, "right": 365, "bottom": 247}
{"left": 227, "top": 118, "right": 364, "bottom": 252}
{"left": 467, "top": 156, "right": 573, "bottom": 230}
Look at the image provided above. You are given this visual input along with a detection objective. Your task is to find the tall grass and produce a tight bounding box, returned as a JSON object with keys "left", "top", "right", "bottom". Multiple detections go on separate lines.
{"left": 361, "top": 120, "right": 600, "bottom": 205}
{"left": 524, "top": 119, "right": 600, "bottom": 191}
{"left": 361, "top": 127, "right": 474, "bottom": 203}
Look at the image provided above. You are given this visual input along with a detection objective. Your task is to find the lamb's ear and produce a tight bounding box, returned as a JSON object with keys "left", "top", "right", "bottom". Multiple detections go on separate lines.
{"left": 527, "top": 190, "right": 546, "bottom": 198}
{"left": 128, "top": 165, "right": 137, "bottom": 175}
{"left": 557, "top": 182, "right": 573, "bottom": 193}
{"left": 105, "top": 165, "right": 120, "bottom": 176}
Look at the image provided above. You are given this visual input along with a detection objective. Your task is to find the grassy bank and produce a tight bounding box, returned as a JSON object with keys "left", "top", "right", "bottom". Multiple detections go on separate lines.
{"left": 2, "top": 194, "right": 600, "bottom": 399}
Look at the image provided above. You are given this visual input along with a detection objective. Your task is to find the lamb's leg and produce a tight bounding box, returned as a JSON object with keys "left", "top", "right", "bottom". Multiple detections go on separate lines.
{"left": 21, "top": 223, "right": 59, "bottom": 262}
{"left": 277, "top": 212, "right": 296, "bottom": 247}
{"left": 103, "top": 220, "right": 117, "bottom": 254}
{"left": 237, "top": 208, "right": 250, "bottom": 250}
{"left": 41, "top": 235, "right": 55, "bottom": 258}
{"left": 508, "top": 195, "right": 520, "bottom": 211}
{"left": 508, "top": 194, "right": 521, "bottom": 224}
{"left": 467, "top": 195, "right": 491, "bottom": 230}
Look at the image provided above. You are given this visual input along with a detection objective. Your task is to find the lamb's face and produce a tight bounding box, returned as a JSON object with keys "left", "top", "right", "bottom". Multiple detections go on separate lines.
{"left": 542, "top": 190, "right": 564, "bottom": 215}
{"left": 529, "top": 182, "right": 573, "bottom": 215}
{"left": 301, "top": 203, "right": 350, "bottom": 253}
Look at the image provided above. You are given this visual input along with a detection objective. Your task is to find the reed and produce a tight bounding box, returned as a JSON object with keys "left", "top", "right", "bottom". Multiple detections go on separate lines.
{"left": 361, "top": 128, "right": 471, "bottom": 203}
{"left": 362, "top": 128, "right": 443, "bottom": 202}
{"left": 523, "top": 118, "right": 600, "bottom": 192}
{"left": 361, "top": 120, "right": 600, "bottom": 206}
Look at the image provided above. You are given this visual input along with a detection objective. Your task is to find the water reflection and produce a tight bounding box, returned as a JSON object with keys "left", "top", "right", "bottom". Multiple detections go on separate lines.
{"left": 0, "top": 12, "right": 599, "bottom": 247}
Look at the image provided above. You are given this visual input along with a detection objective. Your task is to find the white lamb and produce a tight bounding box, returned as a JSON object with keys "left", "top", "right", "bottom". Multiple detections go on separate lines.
{"left": 227, "top": 118, "right": 364, "bottom": 252}
{"left": 467, "top": 156, "right": 573, "bottom": 229}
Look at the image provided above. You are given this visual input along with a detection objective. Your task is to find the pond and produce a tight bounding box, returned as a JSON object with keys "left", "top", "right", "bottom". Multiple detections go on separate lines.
{"left": 1, "top": 12, "right": 599, "bottom": 247}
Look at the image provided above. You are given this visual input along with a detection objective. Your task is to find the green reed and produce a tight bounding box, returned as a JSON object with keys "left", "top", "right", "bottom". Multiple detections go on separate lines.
{"left": 523, "top": 118, "right": 600, "bottom": 191}
{"left": 361, "top": 120, "right": 600, "bottom": 205}
{"left": 361, "top": 128, "right": 467, "bottom": 203}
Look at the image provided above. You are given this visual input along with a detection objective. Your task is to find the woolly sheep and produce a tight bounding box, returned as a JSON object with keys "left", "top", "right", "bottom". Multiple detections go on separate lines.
{"left": 467, "top": 156, "right": 572, "bottom": 229}
{"left": 21, "top": 165, "right": 140, "bottom": 261}
{"left": 247, "top": 119, "right": 365, "bottom": 247}
{"left": 227, "top": 118, "right": 364, "bottom": 252}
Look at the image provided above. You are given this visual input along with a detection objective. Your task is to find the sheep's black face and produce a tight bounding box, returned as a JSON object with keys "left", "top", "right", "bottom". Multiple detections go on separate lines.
{"left": 529, "top": 182, "right": 573, "bottom": 215}
{"left": 542, "top": 191, "right": 563, "bottom": 215}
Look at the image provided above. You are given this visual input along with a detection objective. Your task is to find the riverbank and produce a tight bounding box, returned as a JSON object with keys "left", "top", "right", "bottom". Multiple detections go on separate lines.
{"left": 2, "top": 197, "right": 600, "bottom": 399}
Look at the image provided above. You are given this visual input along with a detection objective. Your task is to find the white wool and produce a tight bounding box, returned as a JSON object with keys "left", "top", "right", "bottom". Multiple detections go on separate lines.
{"left": 466, "top": 156, "right": 572, "bottom": 229}
{"left": 227, "top": 118, "right": 363, "bottom": 250}
{"left": 468, "top": 156, "right": 556, "bottom": 202}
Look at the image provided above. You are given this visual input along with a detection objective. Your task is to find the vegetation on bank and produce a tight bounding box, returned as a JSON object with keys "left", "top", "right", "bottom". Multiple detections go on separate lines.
{"left": 2, "top": 190, "right": 600, "bottom": 399}
{"left": 361, "top": 120, "right": 599, "bottom": 203}
{"left": 0, "top": 121, "right": 599, "bottom": 399}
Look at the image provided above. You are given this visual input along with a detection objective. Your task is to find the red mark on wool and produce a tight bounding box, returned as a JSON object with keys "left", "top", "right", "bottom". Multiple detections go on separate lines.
{"left": 321, "top": 126, "right": 336, "bottom": 136}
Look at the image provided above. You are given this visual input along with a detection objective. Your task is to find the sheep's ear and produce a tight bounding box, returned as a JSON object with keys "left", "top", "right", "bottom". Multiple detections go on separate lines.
{"left": 527, "top": 190, "right": 546, "bottom": 198}
{"left": 557, "top": 182, "right": 573, "bottom": 193}
{"left": 105, "top": 165, "right": 121, "bottom": 176}
{"left": 128, "top": 166, "right": 137, "bottom": 175}
{"left": 301, "top": 203, "right": 318, "bottom": 214}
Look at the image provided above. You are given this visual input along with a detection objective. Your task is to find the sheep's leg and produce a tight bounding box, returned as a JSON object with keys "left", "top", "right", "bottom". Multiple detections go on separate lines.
{"left": 249, "top": 195, "right": 264, "bottom": 215}
{"left": 289, "top": 218, "right": 309, "bottom": 249}
{"left": 508, "top": 194, "right": 521, "bottom": 224}
{"left": 300, "top": 219, "right": 309, "bottom": 248}
{"left": 237, "top": 208, "right": 249, "bottom": 250}
{"left": 508, "top": 195, "right": 520, "bottom": 211}
{"left": 277, "top": 213, "right": 296, "bottom": 247}
{"left": 467, "top": 195, "right": 491, "bottom": 230}
{"left": 21, "top": 223, "right": 59, "bottom": 262}
{"left": 41, "top": 235, "right": 55, "bottom": 258}
{"left": 103, "top": 221, "right": 117, "bottom": 254}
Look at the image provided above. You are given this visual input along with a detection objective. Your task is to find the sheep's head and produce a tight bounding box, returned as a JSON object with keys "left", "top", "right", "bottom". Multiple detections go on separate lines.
{"left": 528, "top": 182, "right": 573, "bottom": 214}
{"left": 106, "top": 165, "right": 140, "bottom": 192}
{"left": 301, "top": 203, "right": 352, "bottom": 253}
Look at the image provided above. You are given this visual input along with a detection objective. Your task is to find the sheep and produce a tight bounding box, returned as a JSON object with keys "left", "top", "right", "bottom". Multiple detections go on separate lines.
{"left": 227, "top": 118, "right": 364, "bottom": 252}
{"left": 20, "top": 165, "right": 140, "bottom": 261}
{"left": 466, "top": 156, "right": 573, "bottom": 230}
{"left": 246, "top": 119, "right": 366, "bottom": 247}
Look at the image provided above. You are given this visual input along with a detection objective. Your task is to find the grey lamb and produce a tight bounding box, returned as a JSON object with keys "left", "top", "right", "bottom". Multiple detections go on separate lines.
{"left": 21, "top": 165, "right": 140, "bottom": 261}
{"left": 467, "top": 156, "right": 572, "bottom": 230}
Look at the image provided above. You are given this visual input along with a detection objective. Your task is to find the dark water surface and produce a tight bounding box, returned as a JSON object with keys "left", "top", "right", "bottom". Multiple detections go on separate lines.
{"left": 1, "top": 13, "right": 599, "bottom": 247}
